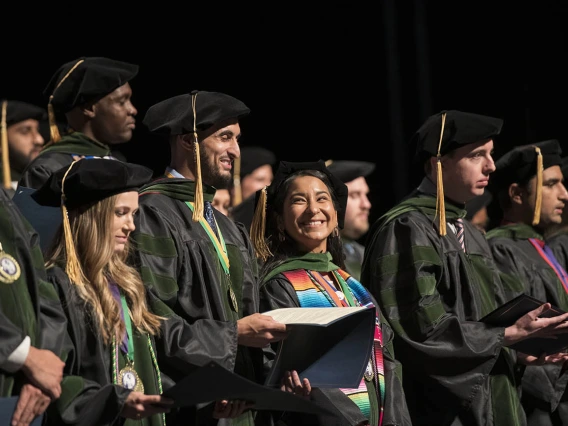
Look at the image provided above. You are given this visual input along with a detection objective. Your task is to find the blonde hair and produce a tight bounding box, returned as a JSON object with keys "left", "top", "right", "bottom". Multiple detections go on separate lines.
{"left": 46, "top": 194, "right": 163, "bottom": 344}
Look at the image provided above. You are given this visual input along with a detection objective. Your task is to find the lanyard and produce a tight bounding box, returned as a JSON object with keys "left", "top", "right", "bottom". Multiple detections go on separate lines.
{"left": 120, "top": 293, "right": 135, "bottom": 362}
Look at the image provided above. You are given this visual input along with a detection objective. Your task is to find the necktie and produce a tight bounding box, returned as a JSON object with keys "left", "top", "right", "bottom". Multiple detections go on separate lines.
{"left": 204, "top": 201, "right": 218, "bottom": 237}
{"left": 454, "top": 218, "right": 466, "bottom": 252}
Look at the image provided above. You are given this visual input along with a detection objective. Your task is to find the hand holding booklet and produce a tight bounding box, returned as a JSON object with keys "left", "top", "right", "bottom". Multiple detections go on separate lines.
{"left": 480, "top": 293, "right": 568, "bottom": 356}
{"left": 262, "top": 306, "right": 376, "bottom": 388}
{"left": 161, "top": 360, "right": 332, "bottom": 416}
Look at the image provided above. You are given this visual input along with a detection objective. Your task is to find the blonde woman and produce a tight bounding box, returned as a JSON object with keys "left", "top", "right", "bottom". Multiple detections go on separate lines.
{"left": 32, "top": 158, "right": 241, "bottom": 426}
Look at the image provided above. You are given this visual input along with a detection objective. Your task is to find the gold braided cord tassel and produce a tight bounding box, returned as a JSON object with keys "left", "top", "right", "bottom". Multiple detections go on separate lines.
{"left": 190, "top": 92, "right": 204, "bottom": 222}
{"left": 192, "top": 137, "right": 204, "bottom": 222}
{"left": 232, "top": 156, "right": 242, "bottom": 207}
{"left": 434, "top": 112, "right": 447, "bottom": 236}
{"left": 436, "top": 158, "right": 446, "bottom": 236}
{"left": 61, "top": 203, "right": 86, "bottom": 285}
{"left": 1, "top": 101, "right": 11, "bottom": 189}
{"left": 48, "top": 59, "right": 84, "bottom": 144}
{"left": 61, "top": 159, "right": 86, "bottom": 285}
{"left": 532, "top": 146, "right": 543, "bottom": 225}
{"left": 250, "top": 186, "right": 272, "bottom": 261}
{"left": 48, "top": 100, "right": 61, "bottom": 143}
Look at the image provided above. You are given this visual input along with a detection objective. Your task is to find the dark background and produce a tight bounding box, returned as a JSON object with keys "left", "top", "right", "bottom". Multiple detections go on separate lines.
{"left": 3, "top": 1, "right": 567, "bottom": 227}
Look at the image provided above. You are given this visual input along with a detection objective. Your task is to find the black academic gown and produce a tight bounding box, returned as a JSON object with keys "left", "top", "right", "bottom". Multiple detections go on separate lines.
{"left": 132, "top": 177, "right": 266, "bottom": 426}
{"left": 45, "top": 265, "right": 235, "bottom": 426}
{"left": 548, "top": 231, "right": 568, "bottom": 273}
{"left": 259, "top": 254, "right": 412, "bottom": 426}
{"left": 18, "top": 132, "right": 113, "bottom": 190}
{"left": 487, "top": 223, "right": 568, "bottom": 426}
{"left": 0, "top": 187, "right": 67, "bottom": 397}
{"left": 341, "top": 238, "right": 365, "bottom": 282}
{"left": 360, "top": 178, "right": 526, "bottom": 426}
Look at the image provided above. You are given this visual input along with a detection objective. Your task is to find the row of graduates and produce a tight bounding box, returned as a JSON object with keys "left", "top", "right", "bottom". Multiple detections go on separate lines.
{"left": 2, "top": 56, "right": 404, "bottom": 426}
{"left": 3, "top": 54, "right": 568, "bottom": 426}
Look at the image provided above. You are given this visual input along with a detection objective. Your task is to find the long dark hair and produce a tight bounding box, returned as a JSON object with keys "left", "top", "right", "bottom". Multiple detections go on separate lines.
{"left": 259, "top": 169, "right": 345, "bottom": 282}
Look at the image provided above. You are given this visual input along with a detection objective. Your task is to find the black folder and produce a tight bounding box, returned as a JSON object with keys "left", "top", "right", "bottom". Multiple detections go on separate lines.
{"left": 162, "top": 361, "right": 332, "bottom": 416}
{"left": 263, "top": 306, "right": 376, "bottom": 388}
{"left": 480, "top": 293, "right": 568, "bottom": 356}
{"left": 0, "top": 396, "right": 43, "bottom": 426}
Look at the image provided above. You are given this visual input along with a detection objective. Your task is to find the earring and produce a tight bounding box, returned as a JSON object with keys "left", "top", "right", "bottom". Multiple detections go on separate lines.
{"left": 278, "top": 229, "right": 286, "bottom": 242}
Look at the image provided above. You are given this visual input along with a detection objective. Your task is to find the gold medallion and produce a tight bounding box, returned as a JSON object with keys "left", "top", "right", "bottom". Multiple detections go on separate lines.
{"left": 229, "top": 287, "right": 239, "bottom": 312}
{"left": 118, "top": 364, "right": 144, "bottom": 393}
{"left": 364, "top": 360, "right": 374, "bottom": 381}
{"left": 0, "top": 250, "right": 21, "bottom": 284}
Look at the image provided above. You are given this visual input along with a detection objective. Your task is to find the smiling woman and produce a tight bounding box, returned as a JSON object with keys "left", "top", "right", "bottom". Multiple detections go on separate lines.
{"left": 251, "top": 160, "right": 412, "bottom": 426}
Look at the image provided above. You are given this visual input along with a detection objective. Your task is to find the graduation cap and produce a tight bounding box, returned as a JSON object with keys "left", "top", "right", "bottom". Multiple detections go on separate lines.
{"left": 492, "top": 139, "right": 562, "bottom": 225}
{"left": 44, "top": 57, "right": 139, "bottom": 143}
{"left": 250, "top": 160, "right": 348, "bottom": 261}
{"left": 412, "top": 110, "right": 503, "bottom": 235}
{"left": 32, "top": 158, "right": 152, "bottom": 282}
{"left": 143, "top": 90, "right": 250, "bottom": 222}
{"left": 324, "top": 160, "right": 375, "bottom": 183}
{"left": 413, "top": 110, "right": 503, "bottom": 162}
{"left": 1, "top": 100, "right": 47, "bottom": 189}
{"left": 232, "top": 146, "right": 276, "bottom": 207}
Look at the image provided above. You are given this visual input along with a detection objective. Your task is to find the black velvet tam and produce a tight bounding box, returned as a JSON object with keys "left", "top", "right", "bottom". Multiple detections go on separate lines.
{"left": 32, "top": 158, "right": 152, "bottom": 209}
{"left": 143, "top": 90, "right": 250, "bottom": 135}
{"left": 44, "top": 57, "right": 139, "bottom": 113}
{"left": 413, "top": 110, "right": 503, "bottom": 163}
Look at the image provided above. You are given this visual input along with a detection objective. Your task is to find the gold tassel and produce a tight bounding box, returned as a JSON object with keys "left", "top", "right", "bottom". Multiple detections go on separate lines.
{"left": 61, "top": 203, "right": 85, "bottom": 284}
{"left": 250, "top": 186, "right": 272, "bottom": 261}
{"left": 434, "top": 113, "right": 447, "bottom": 236}
{"left": 193, "top": 137, "right": 204, "bottom": 222}
{"left": 436, "top": 158, "right": 446, "bottom": 235}
{"left": 48, "top": 99, "right": 61, "bottom": 143}
{"left": 232, "top": 156, "right": 242, "bottom": 207}
{"left": 191, "top": 92, "right": 203, "bottom": 222}
{"left": 61, "top": 160, "right": 85, "bottom": 284}
{"left": 1, "top": 101, "right": 11, "bottom": 189}
{"left": 532, "top": 146, "right": 543, "bottom": 225}
{"left": 48, "top": 59, "right": 84, "bottom": 144}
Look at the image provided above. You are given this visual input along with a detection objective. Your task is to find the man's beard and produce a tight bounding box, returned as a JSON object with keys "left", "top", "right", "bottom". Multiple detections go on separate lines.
{"left": 200, "top": 150, "right": 232, "bottom": 189}
{"left": 9, "top": 149, "right": 35, "bottom": 174}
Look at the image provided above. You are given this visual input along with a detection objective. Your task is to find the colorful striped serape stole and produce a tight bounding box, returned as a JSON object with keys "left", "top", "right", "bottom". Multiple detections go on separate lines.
{"left": 282, "top": 268, "right": 385, "bottom": 426}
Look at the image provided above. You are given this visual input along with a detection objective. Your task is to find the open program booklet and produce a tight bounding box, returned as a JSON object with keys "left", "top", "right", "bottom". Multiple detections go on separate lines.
{"left": 263, "top": 306, "right": 376, "bottom": 388}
